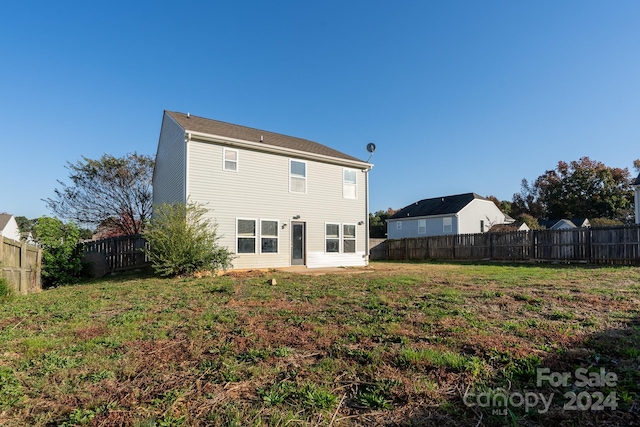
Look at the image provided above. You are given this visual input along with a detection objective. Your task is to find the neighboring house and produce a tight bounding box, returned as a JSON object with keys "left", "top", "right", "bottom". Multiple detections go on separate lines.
{"left": 633, "top": 173, "right": 640, "bottom": 225}
{"left": 489, "top": 221, "right": 530, "bottom": 232}
{"left": 386, "top": 193, "right": 512, "bottom": 239}
{"left": 0, "top": 214, "right": 21, "bottom": 241}
{"left": 537, "top": 218, "right": 590, "bottom": 230}
{"left": 153, "top": 111, "right": 373, "bottom": 270}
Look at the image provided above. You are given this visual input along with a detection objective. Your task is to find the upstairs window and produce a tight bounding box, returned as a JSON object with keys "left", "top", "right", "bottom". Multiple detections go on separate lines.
{"left": 343, "top": 224, "right": 356, "bottom": 253}
{"left": 237, "top": 219, "right": 256, "bottom": 253}
{"left": 343, "top": 168, "right": 357, "bottom": 199}
{"left": 325, "top": 223, "right": 340, "bottom": 253}
{"left": 443, "top": 217, "right": 452, "bottom": 233}
{"left": 418, "top": 219, "right": 426, "bottom": 234}
{"left": 261, "top": 220, "right": 278, "bottom": 253}
{"left": 396, "top": 221, "right": 402, "bottom": 230}
{"left": 290, "top": 160, "right": 306, "bottom": 193}
{"left": 224, "top": 148, "right": 238, "bottom": 171}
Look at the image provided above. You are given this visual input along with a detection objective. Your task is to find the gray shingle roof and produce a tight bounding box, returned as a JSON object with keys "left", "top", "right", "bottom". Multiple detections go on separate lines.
{"left": 634, "top": 173, "right": 640, "bottom": 186}
{"left": 389, "top": 193, "right": 486, "bottom": 219}
{"left": 166, "top": 111, "right": 366, "bottom": 163}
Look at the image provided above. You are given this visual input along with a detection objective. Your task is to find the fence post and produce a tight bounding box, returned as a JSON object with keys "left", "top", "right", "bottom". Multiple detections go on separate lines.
{"left": 19, "top": 241, "right": 26, "bottom": 294}
{"left": 452, "top": 235, "right": 456, "bottom": 260}
{"left": 489, "top": 232, "right": 494, "bottom": 260}
{"left": 530, "top": 230, "right": 536, "bottom": 262}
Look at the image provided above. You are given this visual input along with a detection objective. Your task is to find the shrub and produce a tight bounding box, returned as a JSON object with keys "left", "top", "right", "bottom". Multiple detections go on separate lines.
{"left": 32, "top": 217, "right": 84, "bottom": 288}
{"left": 0, "top": 275, "right": 14, "bottom": 301}
{"left": 143, "top": 202, "right": 234, "bottom": 277}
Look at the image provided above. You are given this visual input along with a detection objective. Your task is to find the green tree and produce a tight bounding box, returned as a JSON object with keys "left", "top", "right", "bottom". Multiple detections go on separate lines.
{"left": 14, "top": 216, "right": 35, "bottom": 234}
{"left": 513, "top": 157, "right": 634, "bottom": 222}
{"left": 45, "top": 153, "right": 154, "bottom": 236}
{"left": 369, "top": 209, "right": 395, "bottom": 227}
{"left": 32, "top": 217, "right": 83, "bottom": 288}
{"left": 519, "top": 213, "right": 543, "bottom": 230}
{"left": 486, "top": 195, "right": 512, "bottom": 216}
{"left": 511, "top": 179, "right": 546, "bottom": 219}
{"left": 143, "top": 202, "right": 234, "bottom": 277}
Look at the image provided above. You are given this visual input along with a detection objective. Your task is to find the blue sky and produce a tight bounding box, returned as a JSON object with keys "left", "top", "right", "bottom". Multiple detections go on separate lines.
{"left": 1, "top": 1, "right": 639, "bottom": 220}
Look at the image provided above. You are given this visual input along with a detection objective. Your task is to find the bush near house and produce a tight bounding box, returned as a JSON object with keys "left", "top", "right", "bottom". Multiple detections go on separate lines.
{"left": 143, "top": 202, "right": 234, "bottom": 277}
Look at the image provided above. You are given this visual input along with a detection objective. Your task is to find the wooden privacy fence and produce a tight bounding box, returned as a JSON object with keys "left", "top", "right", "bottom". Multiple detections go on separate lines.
{"left": 79, "top": 235, "right": 149, "bottom": 275}
{"left": 385, "top": 225, "right": 640, "bottom": 265}
{"left": 0, "top": 237, "right": 42, "bottom": 294}
{"left": 369, "top": 238, "right": 387, "bottom": 260}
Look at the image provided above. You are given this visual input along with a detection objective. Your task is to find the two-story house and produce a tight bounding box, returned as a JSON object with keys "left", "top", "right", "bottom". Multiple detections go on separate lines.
{"left": 153, "top": 111, "right": 373, "bottom": 270}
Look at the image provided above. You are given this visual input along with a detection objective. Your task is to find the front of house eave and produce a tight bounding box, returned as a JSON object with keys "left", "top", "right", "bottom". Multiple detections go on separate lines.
{"left": 186, "top": 130, "right": 373, "bottom": 171}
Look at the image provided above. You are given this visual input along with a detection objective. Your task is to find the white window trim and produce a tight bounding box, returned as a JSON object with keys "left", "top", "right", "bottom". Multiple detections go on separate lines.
{"left": 289, "top": 159, "right": 307, "bottom": 194}
{"left": 418, "top": 219, "right": 426, "bottom": 234}
{"left": 443, "top": 217, "right": 453, "bottom": 233}
{"left": 223, "top": 148, "right": 239, "bottom": 172}
{"left": 342, "top": 168, "right": 357, "bottom": 199}
{"left": 343, "top": 223, "right": 357, "bottom": 253}
{"left": 259, "top": 219, "right": 279, "bottom": 254}
{"left": 236, "top": 218, "right": 257, "bottom": 254}
{"left": 396, "top": 221, "right": 402, "bottom": 230}
{"left": 325, "top": 222, "right": 341, "bottom": 254}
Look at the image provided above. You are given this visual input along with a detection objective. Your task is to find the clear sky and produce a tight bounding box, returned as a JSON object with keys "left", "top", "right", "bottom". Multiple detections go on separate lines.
{"left": 1, "top": 1, "right": 639, "bottom": 220}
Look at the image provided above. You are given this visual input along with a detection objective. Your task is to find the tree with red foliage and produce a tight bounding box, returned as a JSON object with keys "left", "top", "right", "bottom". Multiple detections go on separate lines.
{"left": 512, "top": 157, "right": 635, "bottom": 222}
{"left": 45, "top": 153, "right": 154, "bottom": 236}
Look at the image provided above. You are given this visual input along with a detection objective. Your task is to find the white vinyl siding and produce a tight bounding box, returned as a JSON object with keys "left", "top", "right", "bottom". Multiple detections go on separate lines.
{"left": 187, "top": 141, "right": 368, "bottom": 269}
{"left": 223, "top": 148, "right": 238, "bottom": 172}
{"left": 290, "top": 159, "right": 307, "bottom": 193}
{"left": 237, "top": 219, "right": 256, "bottom": 253}
{"left": 153, "top": 115, "right": 187, "bottom": 205}
{"left": 260, "top": 220, "right": 279, "bottom": 253}
{"left": 343, "top": 168, "right": 357, "bottom": 199}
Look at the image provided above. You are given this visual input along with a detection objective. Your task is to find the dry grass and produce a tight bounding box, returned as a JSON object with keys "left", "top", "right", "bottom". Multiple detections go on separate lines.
{"left": 0, "top": 261, "right": 639, "bottom": 426}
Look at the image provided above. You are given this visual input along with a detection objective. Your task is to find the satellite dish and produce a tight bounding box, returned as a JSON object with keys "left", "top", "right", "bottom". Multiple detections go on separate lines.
{"left": 365, "top": 142, "right": 376, "bottom": 163}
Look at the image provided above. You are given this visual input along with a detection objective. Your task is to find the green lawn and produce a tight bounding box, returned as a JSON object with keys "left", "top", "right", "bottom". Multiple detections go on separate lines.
{"left": 1, "top": 261, "right": 639, "bottom": 426}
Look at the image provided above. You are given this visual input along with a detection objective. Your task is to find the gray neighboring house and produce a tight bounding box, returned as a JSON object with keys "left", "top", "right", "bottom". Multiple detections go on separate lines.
{"left": 153, "top": 111, "right": 373, "bottom": 270}
{"left": 386, "top": 193, "right": 512, "bottom": 239}
{"left": 634, "top": 172, "right": 640, "bottom": 225}
{"left": 537, "top": 218, "right": 590, "bottom": 230}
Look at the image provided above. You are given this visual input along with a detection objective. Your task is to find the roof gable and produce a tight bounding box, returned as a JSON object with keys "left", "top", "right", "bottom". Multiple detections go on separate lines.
{"left": 166, "top": 111, "right": 365, "bottom": 164}
{"left": 390, "top": 193, "right": 486, "bottom": 219}
{"left": 538, "top": 218, "right": 590, "bottom": 229}
{"left": 633, "top": 173, "right": 640, "bottom": 186}
{"left": 0, "top": 214, "right": 14, "bottom": 231}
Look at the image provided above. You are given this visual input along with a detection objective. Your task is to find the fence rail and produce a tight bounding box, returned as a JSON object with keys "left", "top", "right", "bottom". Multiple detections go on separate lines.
{"left": 79, "top": 235, "right": 149, "bottom": 275}
{"left": 385, "top": 225, "right": 640, "bottom": 265}
{"left": 1, "top": 237, "right": 42, "bottom": 294}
